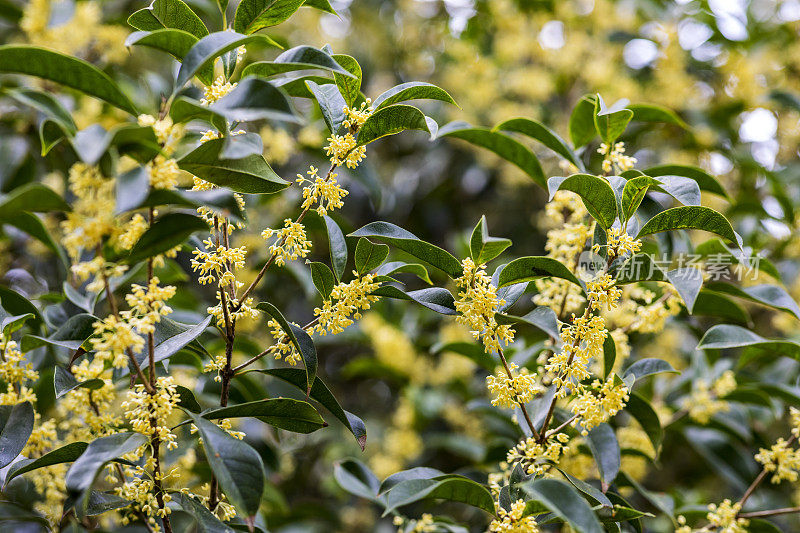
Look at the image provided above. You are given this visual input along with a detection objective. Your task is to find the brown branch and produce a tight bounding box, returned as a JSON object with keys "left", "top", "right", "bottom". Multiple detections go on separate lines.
{"left": 739, "top": 506, "right": 800, "bottom": 519}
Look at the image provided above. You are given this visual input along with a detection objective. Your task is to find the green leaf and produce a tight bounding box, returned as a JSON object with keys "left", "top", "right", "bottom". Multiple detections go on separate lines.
{"left": 5, "top": 442, "right": 88, "bottom": 487}
{"left": 497, "top": 256, "right": 583, "bottom": 289}
{"left": 586, "top": 423, "right": 620, "bottom": 487}
{"left": 175, "top": 385, "right": 202, "bottom": 413}
{"left": 373, "top": 81, "right": 457, "bottom": 110}
{"left": 210, "top": 78, "right": 298, "bottom": 123}
{"left": 234, "top": 0, "right": 305, "bottom": 34}
{"left": 603, "top": 334, "right": 616, "bottom": 380}
{"left": 125, "top": 29, "right": 213, "bottom": 85}
{"left": 349, "top": 221, "right": 462, "bottom": 278}
{"left": 498, "top": 306, "right": 561, "bottom": 341}
{"left": 626, "top": 392, "right": 663, "bottom": 454}
{"left": 1, "top": 313, "right": 33, "bottom": 337}
{"left": 178, "top": 137, "right": 289, "bottom": 194}
{"left": 636, "top": 206, "right": 741, "bottom": 249}
{"left": 354, "top": 238, "right": 389, "bottom": 275}
{"left": 21, "top": 313, "right": 96, "bottom": 352}
{"left": 309, "top": 261, "right": 336, "bottom": 300}
{"left": 383, "top": 475, "right": 495, "bottom": 515}
{"left": 125, "top": 213, "right": 208, "bottom": 265}
{"left": 175, "top": 32, "right": 280, "bottom": 91}
{"left": 438, "top": 121, "right": 545, "bottom": 187}
{"left": 698, "top": 324, "right": 800, "bottom": 363}
{"left": 622, "top": 358, "right": 678, "bottom": 382}
{"left": 143, "top": 316, "right": 212, "bottom": 370}
{"left": 0, "top": 402, "right": 34, "bottom": 468}
{"left": 332, "top": 54, "right": 362, "bottom": 108}
{"left": 469, "top": 215, "right": 511, "bottom": 265}
{"left": 170, "top": 96, "right": 227, "bottom": 130}
{"left": 692, "top": 290, "right": 750, "bottom": 324}
{"left": 242, "top": 45, "right": 354, "bottom": 79}
{"left": 594, "top": 95, "right": 633, "bottom": 144}
{"left": 645, "top": 165, "right": 728, "bottom": 199}
{"left": 0, "top": 286, "right": 43, "bottom": 328}
{"left": 255, "top": 302, "right": 317, "bottom": 391}
{"left": 379, "top": 467, "right": 445, "bottom": 495}
{"left": 65, "top": 432, "right": 147, "bottom": 495}
{"left": 628, "top": 103, "right": 688, "bottom": 129}
{"left": 548, "top": 174, "right": 618, "bottom": 228}
{"left": 653, "top": 175, "right": 700, "bottom": 206}
{"left": 621, "top": 175, "right": 660, "bottom": 221}
{"left": 323, "top": 215, "right": 348, "bottom": 281}
{"left": 130, "top": 0, "right": 209, "bottom": 39}
{"left": 371, "top": 286, "right": 456, "bottom": 315}
{"left": 334, "top": 459, "right": 380, "bottom": 501}
{"left": 376, "top": 261, "right": 432, "bottom": 285}
{"left": 0, "top": 45, "right": 137, "bottom": 115}
{"left": 357, "top": 104, "right": 430, "bottom": 146}
{"left": 522, "top": 478, "right": 604, "bottom": 533}
{"left": 496, "top": 117, "right": 583, "bottom": 171}
{"left": 703, "top": 282, "right": 800, "bottom": 320}
{"left": 4, "top": 87, "right": 76, "bottom": 133}
{"left": 306, "top": 80, "right": 346, "bottom": 133}
{"left": 201, "top": 398, "right": 325, "bottom": 433}
{"left": 54, "top": 366, "right": 104, "bottom": 399}
{"left": 129, "top": 188, "right": 247, "bottom": 224}
{"left": 39, "top": 118, "right": 67, "bottom": 155}
{"left": 569, "top": 94, "right": 598, "bottom": 148}
{"left": 189, "top": 414, "right": 265, "bottom": 518}
{"left": 665, "top": 268, "right": 704, "bottom": 313}
{"left": 251, "top": 367, "right": 367, "bottom": 450}
{"left": 173, "top": 492, "right": 235, "bottom": 533}
{"left": 559, "top": 470, "right": 613, "bottom": 508}
{"left": 0, "top": 212, "right": 67, "bottom": 268}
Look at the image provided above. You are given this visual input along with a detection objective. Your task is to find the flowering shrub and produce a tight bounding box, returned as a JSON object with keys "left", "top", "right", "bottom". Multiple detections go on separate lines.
{"left": 0, "top": 1, "right": 800, "bottom": 533}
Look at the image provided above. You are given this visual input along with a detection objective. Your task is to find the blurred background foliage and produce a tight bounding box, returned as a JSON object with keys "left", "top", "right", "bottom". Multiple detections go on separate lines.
{"left": 3, "top": 0, "right": 800, "bottom": 531}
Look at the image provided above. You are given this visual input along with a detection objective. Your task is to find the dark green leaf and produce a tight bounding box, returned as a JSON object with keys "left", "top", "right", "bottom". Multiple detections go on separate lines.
{"left": 645, "top": 165, "right": 728, "bottom": 199}
{"left": 0, "top": 402, "right": 34, "bottom": 468}
{"left": 0, "top": 287, "right": 43, "bottom": 328}
{"left": 703, "top": 282, "right": 800, "bottom": 320}
{"left": 255, "top": 302, "right": 317, "bottom": 391}
{"left": 54, "top": 366, "right": 104, "bottom": 399}
{"left": 125, "top": 213, "right": 208, "bottom": 265}
{"left": 497, "top": 256, "right": 583, "bottom": 289}
{"left": 373, "top": 81, "right": 456, "bottom": 110}
{"left": 371, "top": 285, "right": 456, "bottom": 315}
{"left": 586, "top": 423, "right": 620, "bottom": 487}
{"left": 621, "top": 175, "right": 660, "bottom": 221}
{"left": 189, "top": 414, "right": 265, "bottom": 518}
{"left": 210, "top": 78, "right": 298, "bottom": 123}
{"left": 131, "top": 0, "right": 209, "bottom": 39}
{"left": 354, "top": 238, "right": 389, "bottom": 274}
{"left": 438, "top": 121, "right": 545, "bottom": 187}
{"left": 242, "top": 45, "right": 354, "bottom": 78}
{"left": 522, "top": 478, "right": 604, "bottom": 533}
{"left": 626, "top": 392, "right": 662, "bottom": 454}
{"left": 622, "top": 358, "right": 678, "bottom": 382}
{"left": 470, "top": 215, "right": 511, "bottom": 265}
{"left": 21, "top": 313, "right": 96, "bottom": 352}
{"left": 349, "top": 221, "right": 461, "bottom": 278}
{"left": 309, "top": 261, "right": 336, "bottom": 300}
{"left": 569, "top": 94, "right": 598, "bottom": 148}
{"left": 665, "top": 268, "right": 703, "bottom": 313}
{"left": 125, "top": 29, "right": 213, "bottom": 85}
{"left": 332, "top": 54, "right": 362, "bottom": 108}
{"left": 594, "top": 95, "right": 633, "bottom": 144}
{"left": 65, "top": 432, "right": 147, "bottom": 495}
{"left": 496, "top": 117, "right": 583, "bottom": 170}
{"left": 334, "top": 459, "right": 380, "bottom": 501}
{"left": 234, "top": 0, "right": 304, "bottom": 34}
{"left": 357, "top": 104, "right": 430, "bottom": 146}
{"left": 636, "top": 206, "right": 741, "bottom": 249}
{"left": 202, "top": 398, "right": 325, "bottom": 433}
{"left": 306, "top": 80, "right": 346, "bottom": 133}
{"left": 383, "top": 475, "right": 495, "bottom": 515}
{"left": 178, "top": 137, "right": 289, "bottom": 194}
{"left": 548, "top": 174, "right": 617, "bottom": 229}
{"left": 4, "top": 87, "right": 76, "bottom": 133}
{"left": 628, "top": 103, "right": 688, "bottom": 129}
{"left": 0, "top": 182, "right": 73, "bottom": 216}
{"left": 173, "top": 492, "right": 235, "bottom": 533}
{"left": 375, "top": 261, "right": 432, "bottom": 285}
{"left": 698, "top": 324, "right": 800, "bottom": 362}
{"left": 323, "top": 215, "right": 347, "bottom": 281}
{"left": 603, "top": 334, "right": 616, "bottom": 380}
{"left": 0, "top": 46, "right": 137, "bottom": 115}
{"left": 5, "top": 442, "right": 88, "bottom": 486}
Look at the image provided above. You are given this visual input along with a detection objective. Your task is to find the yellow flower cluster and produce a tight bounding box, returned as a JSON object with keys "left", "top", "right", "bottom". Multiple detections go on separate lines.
{"left": 587, "top": 272, "right": 623, "bottom": 311}
{"left": 454, "top": 258, "right": 515, "bottom": 353}
{"left": 343, "top": 100, "right": 374, "bottom": 130}
{"left": 60, "top": 163, "right": 117, "bottom": 262}
{"left": 125, "top": 277, "right": 177, "bottom": 334}
{"left": 201, "top": 76, "right": 238, "bottom": 106}
{"left": 507, "top": 433, "right": 570, "bottom": 476}
{"left": 138, "top": 115, "right": 184, "bottom": 190}
{"left": 265, "top": 320, "right": 302, "bottom": 366}
{"left": 121, "top": 376, "right": 180, "bottom": 450}
{"left": 393, "top": 513, "right": 435, "bottom": 533}
{"left": 118, "top": 214, "right": 149, "bottom": 251}
{"left": 261, "top": 219, "right": 312, "bottom": 266}
{"left": 755, "top": 438, "right": 800, "bottom": 484}
{"left": 546, "top": 313, "right": 606, "bottom": 394}
{"left": 90, "top": 315, "right": 146, "bottom": 369}
{"left": 486, "top": 363, "right": 540, "bottom": 408}
{"left": 116, "top": 466, "right": 173, "bottom": 524}
{"left": 191, "top": 238, "right": 248, "bottom": 287}
{"left": 606, "top": 227, "right": 641, "bottom": 257}
{"left": 147, "top": 155, "right": 182, "bottom": 190}
{"left": 686, "top": 370, "right": 736, "bottom": 424}
{"left": 0, "top": 333, "right": 38, "bottom": 405}
{"left": 706, "top": 500, "right": 748, "bottom": 533}
{"left": 137, "top": 115, "right": 183, "bottom": 155}
{"left": 598, "top": 142, "right": 636, "bottom": 174}
{"left": 490, "top": 499, "right": 539, "bottom": 533}
{"left": 570, "top": 377, "right": 629, "bottom": 434}
{"left": 297, "top": 165, "right": 349, "bottom": 216}
{"left": 325, "top": 132, "right": 366, "bottom": 169}
{"left": 313, "top": 273, "right": 381, "bottom": 335}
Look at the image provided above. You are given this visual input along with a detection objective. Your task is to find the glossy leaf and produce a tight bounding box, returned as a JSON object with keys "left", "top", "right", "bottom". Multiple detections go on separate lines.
{"left": 178, "top": 137, "right": 289, "bottom": 194}
{"left": 0, "top": 45, "right": 137, "bottom": 115}
{"left": 621, "top": 175, "right": 660, "bottom": 221}
{"left": 383, "top": 475, "right": 495, "bottom": 515}
{"left": 323, "top": 215, "right": 348, "bottom": 281}
{"left": 242, "top": 45, "right": 353, "bottom": 78}
{"left": 645, "top": 164, "right": 728, "bottom": 199}
{"left": 190, "top": 414, "right": 265, "bottom": 518}
{"left": 636, "top": 206, "right": 741, "bottom": 248}
{"left": 125, "top": 213, "right": 208, "bottom": 265}
{"left": 5, "top": 442, "right": 88, "bottom": 487}
{"left": 665, "top": 267, "right": 704, "bottom": 313}
{"left": 372, "top": 285, "right": 457, "bottom": 315}
{"left": 622, "top": 358, "right": 678, "bottom": 382}
{"left": 522, "top": 478, "right": 604, "bottom": 533}
{"left": 129, "top": 0, "right": 209, "bottom": 39}
{"left": 548, "top": 174, "right": 617, "bottom": 229}
{"left": 306, "top": 80, "right": 347, "bottom": 133}
{"left": 125, "top": 29, "right": 213, "bottom": 85}
{"left": 354, "top": 238, "right": 389, "bottom": 274}
{"left": 349, "top": 221, "right": 461, "bottom": 277}
{"left": 0, "top": 402, "right": 34, "bottom": 468}
{"left": 334, "top": 459, "right": 380, "bottom": 501}
{"left": 373, "top": 81, "right": 456, "bottom": 110}
{"left": 357, "top": 104, "right": 430, "bottom": 146}
{"left": 54, "top": 366, "right": 104, "bottom": 399}
{"left": 586, "top": 423, "right": 620, "bottom": 487}
{"left": 234, "top": 0, "right": 305, "bottom": 34}
{"left": 698, "top": 324, "right": 800, "bottom": 362}
{"left": 438, "top": 121, "right": 545, "bottom": 187}
{"left": 202, "top": 397, "right": 325, "bottom": 433}
{"left": 210, "top": 78, "right": 298, "bottom": 123}
{"left": 255, "top": 302, "right": 317, "bottom": 390}
{"left": 626, "top": 392, "right": 663, "bottom": 454}
{"left": 628, "top": 103, "right": 688, "bottom": 129}
{"left": 497, "top": 256, "right": 583, "bottom": 289}
{"left": 704, "top": 282, "right": 800, "bottom": 320}
{"left": 569, "top": 94, "right": 598, "bottom": 148}
{"left": 469, "top": 215, "right": 512, "bottom": 265}
{"left": 496, "top": 117, "right": 583, "bottom": 170}
{"left": 332, "top": 54, "right": 362, "bottom": 108}
{"left": 65, "top": 432, "right": 147, "bottom": 495}
{"left": 309, "top": 261, "right": 336, "bottom": 300}
{"left": 594, "top": 95, "right": 633, "bottom": 144}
